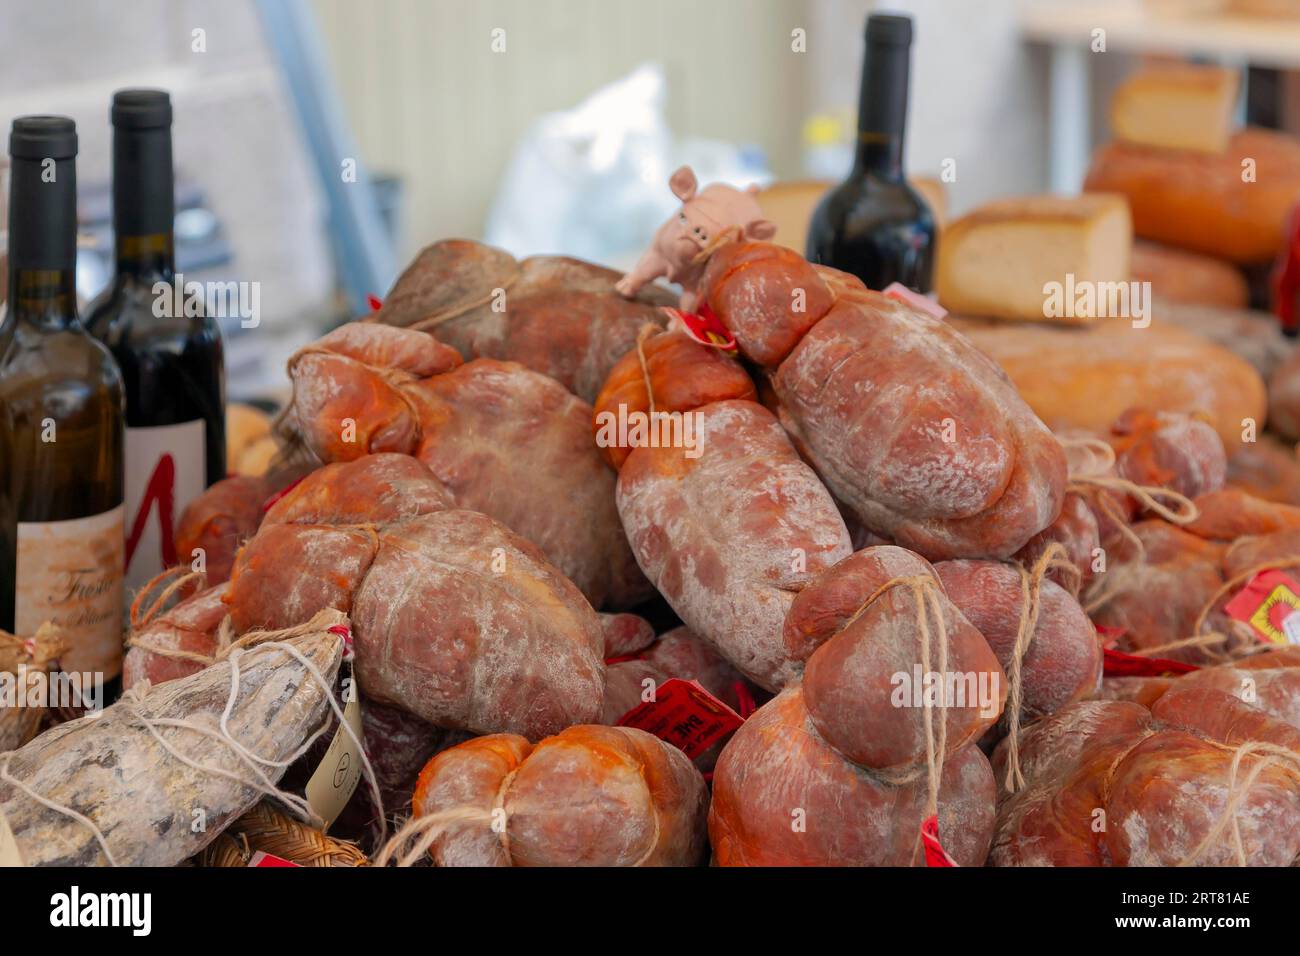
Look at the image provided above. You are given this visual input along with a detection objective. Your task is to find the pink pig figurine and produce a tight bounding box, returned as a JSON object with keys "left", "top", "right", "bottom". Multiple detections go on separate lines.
{"left": 615, "top": 165, "right": 776, "bottom": 311}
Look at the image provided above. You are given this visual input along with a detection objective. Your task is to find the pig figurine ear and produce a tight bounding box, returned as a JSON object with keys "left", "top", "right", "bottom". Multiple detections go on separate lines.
{"left": 744, "top": 218, "right": 777, "bottom": 241}
{"left": 669, "top": 166, "right": 698, "bottom": 202}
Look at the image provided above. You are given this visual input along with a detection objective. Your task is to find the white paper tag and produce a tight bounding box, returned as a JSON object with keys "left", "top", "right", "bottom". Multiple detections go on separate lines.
{"left": 1282, "top": 610, "right": 1300, "bottom": 645}
{"left": 304, "top": 669, "right": 363, "bottom": 830}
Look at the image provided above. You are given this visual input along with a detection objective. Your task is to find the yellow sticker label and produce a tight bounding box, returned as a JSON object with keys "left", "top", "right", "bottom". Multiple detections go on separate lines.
{"left": 1247, "top": 583, "right": 1300, "bottom": 645}
{"left": 304, "top": 671, "right": 363, "bottom": 831}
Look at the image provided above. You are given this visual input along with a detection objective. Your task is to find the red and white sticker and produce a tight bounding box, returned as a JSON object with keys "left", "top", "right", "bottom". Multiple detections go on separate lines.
{"left": 661, "top": 305, "right": 737, "bottom": 352}
{"left": 1224, "top": 570, "right": 1300, "bottom": 646}
{"left": 616, "top": 678, "right": 744, "bottom": 759}
{"left": 248, "top": 851, "right": 301, "bottom": 868}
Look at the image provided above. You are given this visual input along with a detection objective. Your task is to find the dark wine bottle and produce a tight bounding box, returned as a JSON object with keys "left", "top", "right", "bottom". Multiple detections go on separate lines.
{"left": 88, "top": 90, "right": 226, "bottom": 593}
{"left": 1, "top": 116, "right": 127, "bottom": 680}
{"left": 806, "top": 14, "right": 936, "bottom": 292}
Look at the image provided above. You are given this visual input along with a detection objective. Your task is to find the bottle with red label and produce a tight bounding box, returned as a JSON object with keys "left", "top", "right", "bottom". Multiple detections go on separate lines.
{"left": 1, "top": 116, "right": 127, "bottom": 679}
{"left": 88, "top": 90, "right": 226, "bottom": 593}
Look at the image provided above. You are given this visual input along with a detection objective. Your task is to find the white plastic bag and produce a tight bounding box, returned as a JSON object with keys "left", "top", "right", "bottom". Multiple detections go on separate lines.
{"left": 484, "top": 63, "right": 770, "bottom": 269}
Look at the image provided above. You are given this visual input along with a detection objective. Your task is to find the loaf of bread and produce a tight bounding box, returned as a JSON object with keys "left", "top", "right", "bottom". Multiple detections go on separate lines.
{"left": 1111, "top": 64, "right": 1238, "bottom": 154}
{"left": 946, "top": 315, "right": 1266, "bottom": 447}
{"left": 1131, "top": 242, "right": 1248, "bottom": 309}
{"left": 935, "top": 195, "right": 1132, "bottom": 324}
{"left": 1085, "top": 129, "right": 1300, "bottom": 263}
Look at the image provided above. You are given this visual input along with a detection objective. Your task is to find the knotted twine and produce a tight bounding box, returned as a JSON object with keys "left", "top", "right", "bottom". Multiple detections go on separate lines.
{"left": 1002, "top": 542, "right": 1077, "bottom": 795}
{"left": 829, "top": 572, "right": 951, "bottom": 866}
{"left": 1058, "top": 437, "right": 1202, "bottom": 622}
{"left": 1177, "top": 740, "right": 1300, "bottom": 867}
{"left": 0, "top": 609, "right": 386, "bottom": 865}
{"left": 372, "top": 756, "right": 664, "bottom": 868}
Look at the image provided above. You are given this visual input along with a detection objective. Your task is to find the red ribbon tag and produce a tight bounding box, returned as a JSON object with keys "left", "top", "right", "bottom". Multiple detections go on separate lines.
{"left": 881, "top": 282, "right": 948, "bottom": 320}
{"left": 603, "top": 653, "right": 645, "bottom": 666}
{"left": 366, "top": 294, "right": 384, "bottom": 313}
{"left": 260, "top": 476, "right": 306, "bottom": 514}
{"left": 662, "top": 304, "right": 737, "bottom": 351}
{"left": 248, "top": 851, "right": 302, "bottom": 868}
{"left": 1272, "top": 203, "right": 1300, "bottom": 334}
{"left": 1094, "top": 624, "right": 1126, "bottom": 648}
{"left": 920, "top": 815, "right": 957, "bottom": 867}
{"left": 1102, "top": 646, "right": 1199, "bottom": 677}
{"left": 616, "top": 678, "right": 744, "bottom": 759}
{"left": 731, "top": 679, "right": 757, "bottom": 720}
{"left": 1223, "top": 569, "right": 1300, "bottom": 646}
{"left": 327, "top": 623, "right": 355, "bottom": 661}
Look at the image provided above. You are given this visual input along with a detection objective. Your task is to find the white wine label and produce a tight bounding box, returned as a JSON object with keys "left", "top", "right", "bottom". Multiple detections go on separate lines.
{"left": 15, "top": 504, "right": 125, "bottom": 677}
{"left": 124, "top": 419, "right": 206, "bottom": 592}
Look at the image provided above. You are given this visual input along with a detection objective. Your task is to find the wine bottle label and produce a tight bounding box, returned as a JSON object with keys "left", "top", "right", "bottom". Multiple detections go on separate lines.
{"left": 124, "top": 419, "right": 207, "bottom": 592}
{"left": 15, "top": 505, "right": 126, "bottom": 677}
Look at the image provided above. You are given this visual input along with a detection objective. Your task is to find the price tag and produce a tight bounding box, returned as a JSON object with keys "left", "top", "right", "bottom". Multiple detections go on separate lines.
{"left": 304, "top": 664, "right": 363, "bottom": 830}
{"left": 616, "top": 678, "right": 744, "bottom": 759}
{"left": 1223, "top": 570, "right": 1300, "bottom": 645}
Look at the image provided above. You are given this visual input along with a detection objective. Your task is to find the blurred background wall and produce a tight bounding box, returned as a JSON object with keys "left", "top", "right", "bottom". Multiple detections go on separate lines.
{"left": 313, "top": 0, "right": 1068, "bottom": 256}
{"left": 7, "top": 0, "right": 1294, "bottom": 396}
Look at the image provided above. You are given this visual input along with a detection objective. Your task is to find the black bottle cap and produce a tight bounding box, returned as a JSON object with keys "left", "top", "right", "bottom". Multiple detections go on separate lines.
{"left": 111, "top": 89, "right": 172, "bottom": 130}
{"left": 9, "top": 115, "right": 78, "bottom": 161}
{"left": 867, "top": 13, "right": 913, "bottom": 47}
{"left": 8, "top": 117, "right": 78, "bottom": 275}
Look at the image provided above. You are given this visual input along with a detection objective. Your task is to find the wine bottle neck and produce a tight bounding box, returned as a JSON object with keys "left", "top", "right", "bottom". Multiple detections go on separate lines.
{"left": 8, "top": 269, "right": 79, "bottom": 329}
{"left": 853, "top": 34, "right": 911, "bottom": 178}
{"left": 7, "top": 145, "right": 79, "bottom": 329}
{"left": 115, "top": 233, "right": 175, "bottom": 281}
{"left": 113, "top": 122, "right": 174, "bottom": 281}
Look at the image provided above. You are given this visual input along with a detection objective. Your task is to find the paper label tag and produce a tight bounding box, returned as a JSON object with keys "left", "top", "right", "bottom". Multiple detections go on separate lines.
{"left": 1223, "top": 570, "right": 1300, "bottom": 645}
{"left": 920, "top": 815, "right": 957, "bottom": 867}
{"left": 0, "top": 808, "right": 24, "bottom": 867}
{"left": 661, "top": 305, "right": 737, "bottom": 351}
{"left": 882, "top": 282, "right": 949, "bottom": 319}
{"left": 15, "top": 505, "right": 125, "bottom": 676}
{"left": 1102, "top": 646, "right": 1199, "bottom": 677}
{"left": 248, "top": 850, "right": 301, "bottom": 868}
{"left": 304, "top": 666, "right": 363, "bottom": 830}
{"left": 616, "top": 678, "right": 743, "bottom": 759}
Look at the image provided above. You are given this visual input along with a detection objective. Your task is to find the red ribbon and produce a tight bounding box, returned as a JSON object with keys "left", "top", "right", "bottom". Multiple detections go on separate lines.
{"left": 367, "top": 294, "right": 384, "bottom": 313}
{"left": 920, "top": 815, "right": 957, "bottom": 867}
{"left": 260, "top": 476, "right": 306, "bottom": 514}
{"left": 732, "top": 680, "right": 757, "bottom": 720}
{"left": 603, "top": 653, "right": 645, "bottom": 666}
{"left": 1272, "top": 202, "right": 1300, "bottom": 334}
{"left": 1102, "top": 646, "right": 1199, "bottom": 677}
{"left": 328, "top": 623, "right": 355, "bottom": 661}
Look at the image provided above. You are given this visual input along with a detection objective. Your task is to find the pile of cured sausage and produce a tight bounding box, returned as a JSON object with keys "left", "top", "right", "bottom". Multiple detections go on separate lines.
{"left": 4, "top": 237, "right": 1299, "bottom": 868}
